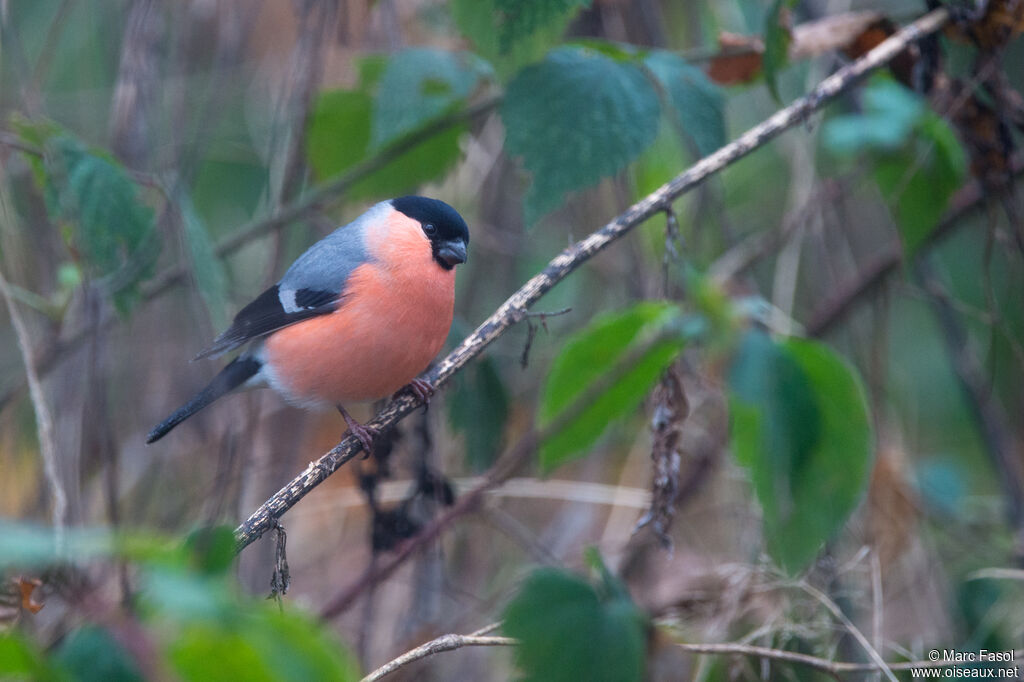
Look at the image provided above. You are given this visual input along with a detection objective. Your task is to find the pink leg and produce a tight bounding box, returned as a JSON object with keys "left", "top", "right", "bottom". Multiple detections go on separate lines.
{"left": 337, "top": 404, "right": 378, "bottom": 458}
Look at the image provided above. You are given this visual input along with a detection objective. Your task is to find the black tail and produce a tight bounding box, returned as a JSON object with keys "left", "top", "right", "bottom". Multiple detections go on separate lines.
{"left": 146, "top": 356, "right": 261, "bottom": 443}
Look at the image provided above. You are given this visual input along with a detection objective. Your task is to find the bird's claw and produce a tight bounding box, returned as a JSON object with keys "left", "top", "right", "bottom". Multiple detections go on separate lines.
{"left": 337, "top": 405, "right": 379, "bottom": 459}
{"left": 398, "top": 378, "right": 435, "bottom": 410}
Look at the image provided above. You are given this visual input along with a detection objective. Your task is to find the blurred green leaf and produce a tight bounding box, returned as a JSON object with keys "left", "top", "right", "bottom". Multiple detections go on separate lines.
{"left": 874, "top": 115, "right": 966, "bottom": 255}
{"left": 0, "top": 633, "right": 58, "bottom": 681}
{"left": 9, "top": 119, "right": 157, "bottom": 312}
{"left": 307, "top": 89, "right": 373, "bottom": 182}
{"left": 0, "top": 522, "right": 180, "bottom": 570}
{"left": 51, "top": 137, "right": 153, "bottom": 273}
{"left": 643, "top": 51, "right": 726, "bottom": 156}
{"left": 762, "top": 0, "right": 795, "bottom": 102}
{"left": 355, "top": 126, "right": 466, "bottom": 201}
{"left": 503, "top": 45, "right": 661, "bottom": 223}
{"left": 822, "top": 79, "right": 925, "bottom": 155}
{"left": 178, "top": 193, "right": 228, "bottom": 329}
{"left": 170, "top": 626, "right": 274, "bottom": 682}
{"left": 241, "top": 610, "right": 362, "bottom": 682}
{"left": 183, "top": 525, "right": 237, "bottom": 575}
{"left": 54, "top": 626, "right": 144, "bottom": 682}
{"left": 451, "top": 0, "right": 589, "bottom": 77}
{"left": 503, "top": 564, "right": 646, "bottom": 682}
{"left": 914, "top": 457, "right": 967, "bottom": 515}
{"left": 494, "top": 0, "right": 592, "bottom": 52}
{"left": 0, "top": 522, "right": 111, "bottom": 567}
{"left": 356, "top": 54, "right": 389, "bottom": 89}
{"left": 729, "top": 331, "right": 873, "bottom": 573}
{"left": 823, "top": 79, "right": 966, "bottom": 255}
{"left": 306, "top": 85, "right": 466, "bottom": 201}
{"left": 538, "top": 302, "right": 685, "bottom": 472}
{"left": 169, "top": 608, "right": 360, "bottom": 682}
{"left": 957, "top": 579, "right": 1013, "bottom": 652}
{"left": 448, "top": 354, "right": 510, "bottom": 471}
{"left": 371, "top": 48, "right": 487, "bottom": 149}
{"left": 141, "top": 567, "right": 235, "bottom": 623}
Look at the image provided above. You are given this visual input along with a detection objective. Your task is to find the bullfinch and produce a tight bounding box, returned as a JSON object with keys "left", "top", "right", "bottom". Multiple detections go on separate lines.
{"left": 146, "top": 196, "right": 469, "bottom": 453}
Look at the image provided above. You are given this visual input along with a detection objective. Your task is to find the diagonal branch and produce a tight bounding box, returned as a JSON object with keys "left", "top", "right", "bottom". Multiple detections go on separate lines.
{"left": 233, "top": 7, "right": 952, "bottom": 552}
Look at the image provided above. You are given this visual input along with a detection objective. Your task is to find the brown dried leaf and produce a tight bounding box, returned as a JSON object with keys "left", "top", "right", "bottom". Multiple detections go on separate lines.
{"left": 866, "top": 447, "right": 919, "bottom": 569}
{"left": 842, "top": 17, "right": 920, "bottom": 88}
{"left": 706, "top": 11, "right": 919, "bottom": 87}
{"left": 936, "top": 75, "right": 1019, "bottom": 191}
{"left": 706, "top": 32, "right": 764, "bottom": 85}
{"left": 17, "top": 577, "right": 44, "bottom": 614}
{"left": 634, "top": 366, "right": 689, "bottom": 548}
{"left": 791, "top": 11, "right": 883, "bottom": 58}
{"left": 946, "top": 0, "right": 1024, "bottom": 50}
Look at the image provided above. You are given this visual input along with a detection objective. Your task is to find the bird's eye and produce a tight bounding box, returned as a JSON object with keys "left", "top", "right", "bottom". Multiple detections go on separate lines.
{"left": 423, "top": 223, "right": 437, "bottom": 237}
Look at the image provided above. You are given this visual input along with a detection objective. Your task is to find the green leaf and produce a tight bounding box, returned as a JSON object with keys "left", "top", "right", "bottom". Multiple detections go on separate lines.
{"left": 42, "top": 134, "right": 157, "bottom": 312}
{"left": 306, "top": 89, "right": 373, "bottom": 187}
{"left": 643, "top": 51, "right": 726, "bottom": 157}
{"left": 54, "top": 626, "right": 144, "bottom": 682}
{"left": 728, "top": 331, "right": 873, "bottom": 572}
{"left": 178, "top": 193, "right": 228, "bottom": 329}
{"left": 170, "top": 626, "right": 275, "bottom": 682}
{"left": 0, "top": 633, "right": 58, "bottom": 681}
{"left": 183, "top": 525, "right": 237, "bottom": 575}
{"left": 822, "top": 79, "right": 925, "bottom": 155}
{"left": 503, "top": 45, "right": 661, "bottom": 223}
{"left": 447, "top": 354, "right": 510, "bottom": 471}
{"left": 306, "top": 86, "right": 466, "bottom": 201}
{"left": 370, "top": 48, "right": 487, "bottom": 149}
{"left": 494, "top": 0, "right": 592, "bottom": 52}
{"left": 141, "top": 567, "right": 236, "bottom": 623}
{"left": 451, "top": 0, "right": 589, "bottom": 77}
{"left": 762, "top": 0, "right": 794, "bottom": 102}
{"left": 503, "top": 566, "right": 646, "bottom": 682}
{"left": 873, "top": 115, "right": 966, "bottom": 255}
{"left": 822, "top": 78, "right": 966, "bottom": 255}
{"left": 538, "top": 302, "right": 685, "bottom": 472}
{"left": 242, "top": 609, "right": 362, "bottom": 682}
{"left": 170, "top": 609, "right": 360, "bottom": 682}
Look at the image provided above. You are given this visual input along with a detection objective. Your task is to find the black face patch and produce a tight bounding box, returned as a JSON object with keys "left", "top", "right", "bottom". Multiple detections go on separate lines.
{"left": 391, "top": 196, "right": 470, "bottom": 270}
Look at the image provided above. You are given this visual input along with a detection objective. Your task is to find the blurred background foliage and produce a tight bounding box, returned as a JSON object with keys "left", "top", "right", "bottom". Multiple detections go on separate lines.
{"left": 1, "top": 0, "right": 1023, "bottom": 680}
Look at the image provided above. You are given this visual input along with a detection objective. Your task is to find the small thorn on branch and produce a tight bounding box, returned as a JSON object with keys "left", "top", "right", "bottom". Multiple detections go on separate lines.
{"left": 520, "top": 307, "right": 572, "bottom": 369}
{"left": 268, "top": 520, "right": 290, "bottom": 604}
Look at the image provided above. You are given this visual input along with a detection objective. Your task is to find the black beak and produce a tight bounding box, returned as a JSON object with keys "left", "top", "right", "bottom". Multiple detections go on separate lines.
{"left": 437, "top": 239, "right": 467, "bottom": 267}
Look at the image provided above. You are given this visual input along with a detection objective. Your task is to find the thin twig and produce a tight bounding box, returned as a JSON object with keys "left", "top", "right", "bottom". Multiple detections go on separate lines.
{"left": 233, "top": 7, "right": 953, "bottom": 553}
{"left": 806, "top": 151, "right": 1024, "bottom": 336}
{"left": 358, "top": 621, "right": 1022, "bottom": 682}
{"left": 520, "top": 307, "right": 571, "bottom": 368}
{"left": 915, "top": 257, "right": 1024, "bottom": 561}
{"left": 0, "top": 190, "right": 66, "bottom": 550}
{"left": 360, "top": 634, "right": 515, "bottom": 682}
{"left": 797, "top": 582, "right": 898, "bottom": 682}
{"left": 672, "top": 642, "right": 1024, "bottom": 675}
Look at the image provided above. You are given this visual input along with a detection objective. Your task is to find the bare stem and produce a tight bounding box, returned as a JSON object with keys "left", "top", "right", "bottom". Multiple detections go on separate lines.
{"left": 0, "top": 188, "right": 66, "bottom": 550}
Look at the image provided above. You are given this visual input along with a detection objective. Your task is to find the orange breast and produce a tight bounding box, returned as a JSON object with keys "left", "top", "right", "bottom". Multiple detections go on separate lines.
{"left": 262, "top": 210, "right": 456, "bottom": 407}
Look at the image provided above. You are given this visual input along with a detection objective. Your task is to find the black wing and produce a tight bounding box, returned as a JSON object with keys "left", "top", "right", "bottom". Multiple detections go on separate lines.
{"left": 193, "top": 285, "right": 340, "bottom": 360}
